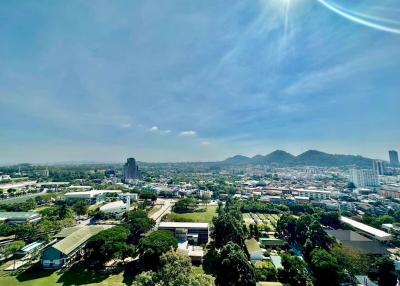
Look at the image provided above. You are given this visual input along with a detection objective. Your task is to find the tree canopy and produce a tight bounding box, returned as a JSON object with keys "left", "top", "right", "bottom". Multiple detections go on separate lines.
{"left": 132, "top": 251, "right": 215, "bottom": 286}
{"left": 138, "top": 230, "right": 178, "bottom": 270}
{"left": 84, "top": 226, "right": 132, "bottom": 268}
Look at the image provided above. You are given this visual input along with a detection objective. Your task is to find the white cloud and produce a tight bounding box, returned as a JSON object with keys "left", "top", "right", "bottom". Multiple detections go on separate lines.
{"left": 148, "top": 126, "right": 159, "bottom": 132}
{"left": 164, "top": 130, "right": 172, "bottom": 134}
{"left": 201, "top": 141, "right": 211, "bottom": 146}
{"left": 120, "top": 123, "right": 132, "bottom": 128}
{"left": 179, "top": 130, "right": 197, "bottom": 137}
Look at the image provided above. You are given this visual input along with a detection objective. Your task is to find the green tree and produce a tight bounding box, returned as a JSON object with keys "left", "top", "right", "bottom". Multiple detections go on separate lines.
{"left": 216, "top": 242, "right": 256, "bottom": 286}
{"left": 212, "top": 210, "right": 245, "bottom": 248}
{"left": 138, "top": 230, "right": 178, "bottom": 270}
{"left": 84, "top": 226, "right": 132, "bottom": 268}
{"left": 72, "top": 200, "right": 89, "bottom": 215}
{"left": 310, "top": 249, "right": 342, "bottom": 286}
{"left": 276, "top": 213, "right": 297, "bottom": 243}
{"left": 132, "top": 251, "right": 215, "bottom": 286}
{"left": 277, "top": 254, "right": 312, "bottom": 286}
{"left": 173, "top": 198, "right": 198, "bottom": 213}
{"left": 368, "top": 257, "right": 397, "bottom": 286}
{"left": 124, "top": 210, "right": 155, "bottom": 244}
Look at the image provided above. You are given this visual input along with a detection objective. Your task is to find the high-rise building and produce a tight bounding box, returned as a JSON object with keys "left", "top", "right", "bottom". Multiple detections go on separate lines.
{"left": 373, "top": 160, "right": 385, "bottom": 175}
{"left": 123, "top": 158, "right": 140, "bottom": 182}
{"left": 350, "top": 169, "right": 379, "bottom": 187}
{"left": 389, "top": 150, "right": 399, "bottom": 165}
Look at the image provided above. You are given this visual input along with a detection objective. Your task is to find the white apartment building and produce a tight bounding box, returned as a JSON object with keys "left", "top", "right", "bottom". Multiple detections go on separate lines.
{"left": 295, "top": 189, "right": 331, "bottom": 200}
{"left": 350, "top": 169, "right": 379, "bottom": 187}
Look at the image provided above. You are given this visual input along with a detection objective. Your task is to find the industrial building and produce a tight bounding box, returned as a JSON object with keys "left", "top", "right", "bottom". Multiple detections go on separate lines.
{"left": 340, "top": 216, "right": 391, "bottom": 241}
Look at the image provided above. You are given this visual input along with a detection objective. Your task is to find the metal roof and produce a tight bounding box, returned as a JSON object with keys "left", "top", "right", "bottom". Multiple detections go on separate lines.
{"left": 0, "top": 212, "right": 40, "bottom": 219}
{"left": 52, "top": 225, "right": 112, "bottom": 256}
{"left": 245, "top": 238, "right": 262, "bottom": 254}
{"left": 340, "top": 216, "right": 391, "bottom": 240}
{"left": 159, "top": 222, "right": 209, "bottom": 229}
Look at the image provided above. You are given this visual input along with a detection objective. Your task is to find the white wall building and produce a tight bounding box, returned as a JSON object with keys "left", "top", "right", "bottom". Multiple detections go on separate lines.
{"left": 350, "top": 169, "right": 379, "bottom": 187}
{"left": 295, "top": 189, "right": 331, "bottom": 200}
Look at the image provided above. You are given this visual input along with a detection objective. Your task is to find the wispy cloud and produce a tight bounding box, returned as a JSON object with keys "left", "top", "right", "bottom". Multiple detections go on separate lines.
{"left": 179, "top": 130, "right": 197, "bottom": 137}
{"left": 201, "top": 141, "right": 211, "bottom": 146}
{"left": 148, "top": 126, "right": 159, "bottom": 132}
{"left": 120, "top": 123, "right": 132, "bottom": 128}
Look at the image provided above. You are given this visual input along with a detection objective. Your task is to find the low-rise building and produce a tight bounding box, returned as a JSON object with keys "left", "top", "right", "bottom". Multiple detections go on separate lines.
{"left": 245, "top": 238, "right": 264, "bottom": 261}
{"left": 99, "top": 200, "right": 128, "bottom": 217}
{"left": 158, "top": 222, "right": 209, "bottom": 245}
{"left": 41, "top": 225, "right": 112, "bottom": 269}
{"left": 340, "top": 216, "right": 391, "bottom": 241}
{"left": 295, "top": 189, "right": 331, "bottom": 200}
{"left": 0, "top": 212, "right": 42, "bottom": 224}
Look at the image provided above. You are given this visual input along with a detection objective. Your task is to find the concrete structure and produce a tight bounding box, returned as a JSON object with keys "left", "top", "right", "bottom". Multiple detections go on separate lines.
{"left": 326, "top": 230, "right": 388, "bottom": 254}
{"left": 379, "top": 186, "right": 400, "bottom": 199}
{"left": 295, "top": 189, "right": 331, "bottom": 200}
{"left": 41, "top": 225, "right": 112, "bottom": 269}
{"left": 389, "top": 150, "right": 399, "bottom": 165}
{"left": 158, "top": 222, "right": 209, "bottom": 245}
{"left": 177, "top": 241, "right": 204, "bottom": 263}
{"left": 99, "top": 200, "right": 129, "bottom": 217}
{"left": 64, "top": 190, "right": 105, "bottom": 205}
{"left": 350, "top": 169, "right": 379, "bottom": 187}
{"left": 15, "top": 241, "right": 45, "bottom": 258}
{"left": 340, "top": 216, "right": 391, "bottom": 241}
{"left": 270, "top": 255, "right": 283, "bottom": 270}
{"left": 245, "top": 238, "right": 264, "bottom": 261}
{"left": 0, "top": 212, "right": 41, "bottom": 224}
{"left": 123, "top": 158, "right": 140, "bottom": 182}
{"left": 373, "top": 160, "right": 385, "bottom": 175}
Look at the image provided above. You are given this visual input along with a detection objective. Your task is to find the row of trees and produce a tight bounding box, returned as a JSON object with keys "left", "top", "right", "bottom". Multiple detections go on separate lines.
{"left": 275, "top": 213, "right": 397, "bottom": 286}
{"left": 204, "top": 199, "right": 257, "bottom": 286}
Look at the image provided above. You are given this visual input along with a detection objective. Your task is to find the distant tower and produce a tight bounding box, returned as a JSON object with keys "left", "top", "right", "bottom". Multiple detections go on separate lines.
{"left": 125, "top": 195, "right": 131, "bottom": 211}
{"left": 123, "top": 158, "right": 140, "bottom": 182}
{"left": 389, "top": 150, "right": 399, "bottom": 165}
{"left": 43, "top": 168, "right": 50, "bottom": 177}
{"left": 373, "top": 160, "right": 385, "bottom": 175}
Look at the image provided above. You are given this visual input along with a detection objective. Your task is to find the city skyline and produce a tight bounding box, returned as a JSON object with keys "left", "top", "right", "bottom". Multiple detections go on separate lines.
{"left": 1, "top": 0, "right": 400, "bottom": 163}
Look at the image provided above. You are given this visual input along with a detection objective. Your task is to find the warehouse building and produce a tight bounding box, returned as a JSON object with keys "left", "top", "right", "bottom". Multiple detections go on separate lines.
{"left": 340, "top": 216, "right": 391, "bottom": 241}
{"left": 41, "top": 225, "right": 112, "bottom": 269}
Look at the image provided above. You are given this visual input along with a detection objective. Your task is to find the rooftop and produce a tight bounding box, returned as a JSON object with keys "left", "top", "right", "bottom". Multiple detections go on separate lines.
{"left": 159, "top": 222, "right": 209, "bottom": 229}
{"left": 52, "top": 225, "right": 112, "bottom": 256}
{"left": 0, "top": 212, "right": 40, "bottom": 219}
{"left": 340, "top": 216, "right": 391, "bottom": 240}
{"left": 245, "top": 238, "right": 262, "bottom": 254}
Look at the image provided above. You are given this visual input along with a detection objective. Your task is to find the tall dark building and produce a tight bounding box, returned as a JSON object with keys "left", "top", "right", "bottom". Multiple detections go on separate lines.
{"left": 123, "top": 158, "right": 140, "bottom": 181}
{"left": 389, "top": 150, "right": 399, "bottom": 165}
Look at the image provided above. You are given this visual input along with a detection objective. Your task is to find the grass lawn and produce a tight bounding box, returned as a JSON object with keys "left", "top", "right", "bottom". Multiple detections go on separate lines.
{"left": 0, "top": 261, "right": 133, "bottom": 286}
{"left": 165, "top": 205, "right": 217, "bottom": 224}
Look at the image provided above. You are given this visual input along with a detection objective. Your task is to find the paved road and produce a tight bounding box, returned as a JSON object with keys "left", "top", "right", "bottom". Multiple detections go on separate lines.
{"left": 149, "top": 199, "right": 174, "bottom": 225}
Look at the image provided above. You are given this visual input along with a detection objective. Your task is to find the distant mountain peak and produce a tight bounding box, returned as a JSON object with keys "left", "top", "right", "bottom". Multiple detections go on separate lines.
{"left": 222, "top": 149, "right": 373, "bottom": 167}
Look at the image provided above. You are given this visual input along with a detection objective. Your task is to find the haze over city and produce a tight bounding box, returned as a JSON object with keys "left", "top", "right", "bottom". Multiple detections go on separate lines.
{"left": 1, "top": 0, "right": 399, "bottom": 163}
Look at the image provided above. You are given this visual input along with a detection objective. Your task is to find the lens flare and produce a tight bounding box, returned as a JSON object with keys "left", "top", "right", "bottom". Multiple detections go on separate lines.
{"left": 317, "top": 0, "right": 400, "bottom": 34}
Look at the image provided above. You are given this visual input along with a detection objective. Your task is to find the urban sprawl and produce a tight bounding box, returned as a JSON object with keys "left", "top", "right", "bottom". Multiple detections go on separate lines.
{"left": 0, "top": 150, "right": 400, "bottom": 286}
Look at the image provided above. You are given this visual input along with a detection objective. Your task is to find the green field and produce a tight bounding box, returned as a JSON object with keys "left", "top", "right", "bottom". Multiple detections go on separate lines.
{"left": 165, "top": 205, "right": 217, "bottom": 223}
{"left": 0, "top": 261, "right": 133, "bottom": 286}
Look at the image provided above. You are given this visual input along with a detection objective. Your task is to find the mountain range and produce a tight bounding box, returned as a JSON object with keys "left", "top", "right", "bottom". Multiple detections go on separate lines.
{"left": 221, "top": 150, "right": 374, "bottom": 168}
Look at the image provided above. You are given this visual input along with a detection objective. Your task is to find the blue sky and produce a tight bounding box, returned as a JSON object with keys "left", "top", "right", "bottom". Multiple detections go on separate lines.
{"left": 1, "top": 0, "right": 399, "bottom": 163}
